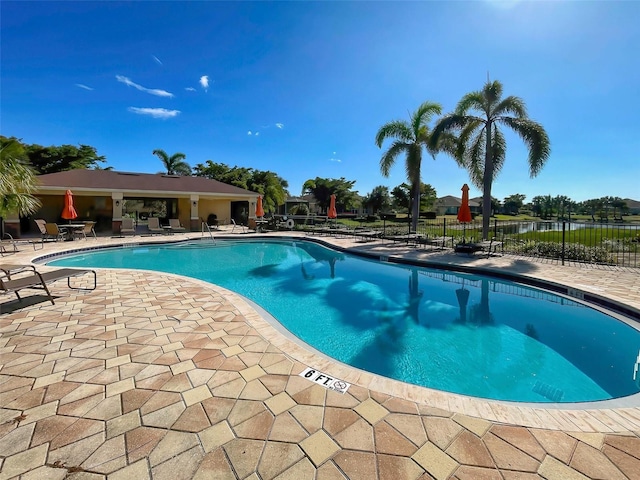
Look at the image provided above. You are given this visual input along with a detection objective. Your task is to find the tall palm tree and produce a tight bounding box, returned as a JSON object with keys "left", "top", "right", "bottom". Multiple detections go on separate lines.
{"left": 431, "top": 80, "right": 550, "bottom": 240}
{"left": 152, "top": 149, "right": 191, "bottom": 176}
{"left": 376, "top": 101, "right": 456, "bottom": 232}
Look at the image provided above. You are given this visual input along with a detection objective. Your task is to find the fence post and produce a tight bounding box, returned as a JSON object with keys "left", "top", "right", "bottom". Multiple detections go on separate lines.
{"left": 443, "top": 217, "right": 447, "bottom": 238}
{"left": 561, "top": 221, "right": 566, "bottom": 266}
{"left": 494, "top": 218, "right": 498, "bottom": 238}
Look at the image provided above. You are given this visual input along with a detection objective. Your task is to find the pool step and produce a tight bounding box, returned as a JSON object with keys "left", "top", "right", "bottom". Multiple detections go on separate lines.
{"left": 532, "top": 381, "right": 564, "bottom": 402}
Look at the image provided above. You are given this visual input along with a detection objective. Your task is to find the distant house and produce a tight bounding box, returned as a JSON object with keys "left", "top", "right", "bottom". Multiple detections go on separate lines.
{"left": 279, "top": 195, "right": 314, "bottom": 215}
{"left": 5, "top": 169, "right": 259, "bottom": 237}
{"left": 434, "top": 195, "right": 481, "bottom": 216}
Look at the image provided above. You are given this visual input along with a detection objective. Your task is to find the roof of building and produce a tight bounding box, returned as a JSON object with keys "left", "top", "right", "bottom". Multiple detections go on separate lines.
{"left": 435, "top": 195, "right": 480, "bottom": 207}
{"left": 36, "top": 169, "right": 256, "bottom": 196}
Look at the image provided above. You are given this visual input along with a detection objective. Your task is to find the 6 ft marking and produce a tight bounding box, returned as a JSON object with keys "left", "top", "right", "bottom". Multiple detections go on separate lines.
{"left": 299, "top": 367, "right": 351, "bottom": 394}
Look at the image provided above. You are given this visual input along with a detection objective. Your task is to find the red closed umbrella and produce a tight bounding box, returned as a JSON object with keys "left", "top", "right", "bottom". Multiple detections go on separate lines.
{"left": 61, "top": 190, "right": 78, "bottom": 221}
{"left": 328, "top": 194, "right": 337, "bottom": 219}
{"left": 457, "top": 184, "right": 472, "bottom": 242}
{"left": 256, "top": 196, "right": 264, "bottom": 218}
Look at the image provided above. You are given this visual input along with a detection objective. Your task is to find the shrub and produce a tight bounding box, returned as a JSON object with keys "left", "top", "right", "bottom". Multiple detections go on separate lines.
{"left": 520, "top": 241, "right": 614, "bottom": 263}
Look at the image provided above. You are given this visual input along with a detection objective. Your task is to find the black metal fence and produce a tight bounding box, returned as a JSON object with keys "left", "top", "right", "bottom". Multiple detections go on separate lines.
{"left": 297, "top": 216, "right": 640, "bottom": 268}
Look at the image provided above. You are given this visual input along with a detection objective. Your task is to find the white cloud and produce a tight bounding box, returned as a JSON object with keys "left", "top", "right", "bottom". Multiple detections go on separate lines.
{"left": 75, "top": 83, "right": 93, "bottom": 91}
{"left": 200, "top": 75, "right": 209, "bottom": 91}
{"left": 330, "top": 157, "right": 342, "bottom": 163}
{"left": 128, "top": 107, "right": 180, "bottom": 119}
{"left": 152, "top": 55, "right": 163, "bottom": 65}
{"left": 116, "top": 75, "right": 174, "bottom": 98}
{"left": 247, "top": 131, "right": 253, "bottom": 135}
{"left": 275, "top": 123, "right": 284, "bottom": 129}
{"left": 185, "top": 87, "right": 196, "bottom": 91}
{"left": 255, "top": 132, "right": 260, "bottom": 136}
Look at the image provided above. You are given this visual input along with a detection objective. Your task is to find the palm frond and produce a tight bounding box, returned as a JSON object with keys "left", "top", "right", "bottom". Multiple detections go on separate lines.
{"left": 494, "top": 95, "right": 527, "bottom": 118}
{"left": 465, "top": 129, "right": 486, "bottom": 189}
{"left": 152, "top": 149, "right": 169, "bottom": 161}
{"left": 428, "top": 131, "right": 462, "bottom": 165}
{"left": 0, "top": 154, "right": 41, "bottom": 217}
{"left": 430, "top": 114, "right": 475, "bottom": 149}
{"left": 500, "top": 117, "right": 551, "bottom": 176}
{"left": 375, "top": 121, "right": 413, "bottom": 147}
{"left": 379, "top": 141, "right": 410, "bottom": 177}
{"left": 412, "top": 101, "right": 442, "bottom": 136}
{"left": 482, "top": 80, "right": 504, "bottom": 113}
{"left": 455, "top": 91, "right": 486, "bottom": 116}
{"left": 490, "top": 127, "right": 507, "bottom": 179}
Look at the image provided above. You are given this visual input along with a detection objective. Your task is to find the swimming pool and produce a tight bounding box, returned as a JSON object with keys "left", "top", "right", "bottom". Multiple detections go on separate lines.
{"left": 47, "top": 239, "right": 640, "bottom": 403}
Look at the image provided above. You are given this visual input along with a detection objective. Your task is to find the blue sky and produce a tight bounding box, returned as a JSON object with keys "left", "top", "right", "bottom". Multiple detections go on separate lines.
{"left": 2, "top": 1, "right": 639, "bottom": 203}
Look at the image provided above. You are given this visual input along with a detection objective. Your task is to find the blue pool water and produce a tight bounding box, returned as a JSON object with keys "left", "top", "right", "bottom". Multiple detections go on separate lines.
{"left": 48, "top": 239, "right": 640, "bottom": 403}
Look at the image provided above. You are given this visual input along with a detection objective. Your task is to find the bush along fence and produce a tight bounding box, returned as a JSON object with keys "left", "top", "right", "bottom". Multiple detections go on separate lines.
{"left": 299, "top": 216, "right": 640, "bottom": 268}
{"left": 418, "top": 218, "right": 639, "bottom": 268}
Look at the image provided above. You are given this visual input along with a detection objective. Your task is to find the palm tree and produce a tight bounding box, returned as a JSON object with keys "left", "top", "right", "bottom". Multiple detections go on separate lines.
{"left": 431, "top": 80, "right": 550, "bottom": 240}
{"left": 0, "top": 138, "right": 41, "bottom": 236}
{"left": 376, "top": 101, "right": 456, "bottom": 232}
{"left": 152, "top": 149, "right": 191, "bottom": 176}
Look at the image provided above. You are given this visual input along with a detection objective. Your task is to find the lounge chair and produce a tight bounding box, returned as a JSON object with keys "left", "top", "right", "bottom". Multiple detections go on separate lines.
{"left": 1, "top": 265, "right": 97, "bottom": 305}
{"left": 120, "top": 217, "right": 136, "bottom": 236}
{"left": 352, "top": 226, "right": 382, "bottom": 242}
{"left": 147, "top": 217, "right": 165, "bottom": 235}
{"left": 168, "top": 218, "right": 186, "bottom": 233}
{"left": 454, "top": 237, "right": 502, "bottom": 257}
{"left": 1, "top": 234, "right": 18, "bottom": 256}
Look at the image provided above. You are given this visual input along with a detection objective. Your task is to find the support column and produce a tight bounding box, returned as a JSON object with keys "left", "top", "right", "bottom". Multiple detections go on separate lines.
{"left": 111, "top": 193, "right": 124, "bottom": 234}
{"left": 190, "top": 195, "right": 199, "bottom": 232}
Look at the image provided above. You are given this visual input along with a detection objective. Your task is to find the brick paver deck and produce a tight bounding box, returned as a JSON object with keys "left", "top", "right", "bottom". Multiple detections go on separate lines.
{"left": 1, "top": 229, "right": 639, "bottom": 479}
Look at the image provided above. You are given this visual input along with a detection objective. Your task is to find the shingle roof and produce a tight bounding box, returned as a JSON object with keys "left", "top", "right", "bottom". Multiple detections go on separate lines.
{"left": 36, "top": 169, "right": 256, "bottom": 196}
{"left": 436, "top": 195, "right": 480, "bottom": 207}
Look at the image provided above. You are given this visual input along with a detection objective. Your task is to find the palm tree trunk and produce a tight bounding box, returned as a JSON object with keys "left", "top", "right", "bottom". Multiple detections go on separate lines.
{"left": 411, "top": 180, "right": 420, "bottom": 232}
{"left": 482, "top": 122, "right": 493, "bottom": 240}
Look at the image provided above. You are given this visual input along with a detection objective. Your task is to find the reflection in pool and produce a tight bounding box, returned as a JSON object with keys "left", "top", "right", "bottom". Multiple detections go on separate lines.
{"left": 48, "top": 239, "right": 640, "bottom": 403}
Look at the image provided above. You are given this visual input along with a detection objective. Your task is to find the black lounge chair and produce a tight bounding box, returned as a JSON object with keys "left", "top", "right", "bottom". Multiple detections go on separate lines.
{"left": 1, "top": 265, "right": 97, "bottom": 305}
{"left": 454, "top": 237, "right": 502, "bottom": 257}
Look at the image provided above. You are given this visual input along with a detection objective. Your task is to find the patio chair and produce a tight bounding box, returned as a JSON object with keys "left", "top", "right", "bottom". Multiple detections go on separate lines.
{"left": 168, "top": 218, "right": 186, "bottom": 233}
{"left": 147, "top": 217, "right": 165, "bottom": 235}
{"left": 1, "top": 266, "right": 97, "bottom": 306}
{"left": 45, "top": 222, "right": 65, "bottom": 242}
{"left": 34, "top": 219, "right": 58, "bottom": 242}
{"left": 77, "top": 221, "right": 97, "bottom": 240}
{"left": 120, "top": 217, "right": 136, "bottom": 236}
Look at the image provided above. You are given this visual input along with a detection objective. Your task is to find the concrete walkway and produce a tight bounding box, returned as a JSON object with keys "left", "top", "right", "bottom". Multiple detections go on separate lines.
{"left": 1, "top": 229, "right": 639, "bottom": 479}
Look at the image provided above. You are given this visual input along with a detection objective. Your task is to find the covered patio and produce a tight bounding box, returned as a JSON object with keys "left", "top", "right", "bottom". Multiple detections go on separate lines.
{"left": 3, "top": 170, "right": 260, "bottom": 238}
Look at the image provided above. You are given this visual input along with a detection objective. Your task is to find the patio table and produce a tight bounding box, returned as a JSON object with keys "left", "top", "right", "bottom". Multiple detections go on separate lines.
{"left": 58, "top": 224, "right": 85, "bottom": 241}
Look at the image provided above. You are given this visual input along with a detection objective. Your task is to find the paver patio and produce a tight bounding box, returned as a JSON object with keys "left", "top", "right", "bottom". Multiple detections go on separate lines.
{"left": 1, "top": 229, "right": 639, "bottom": 479}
